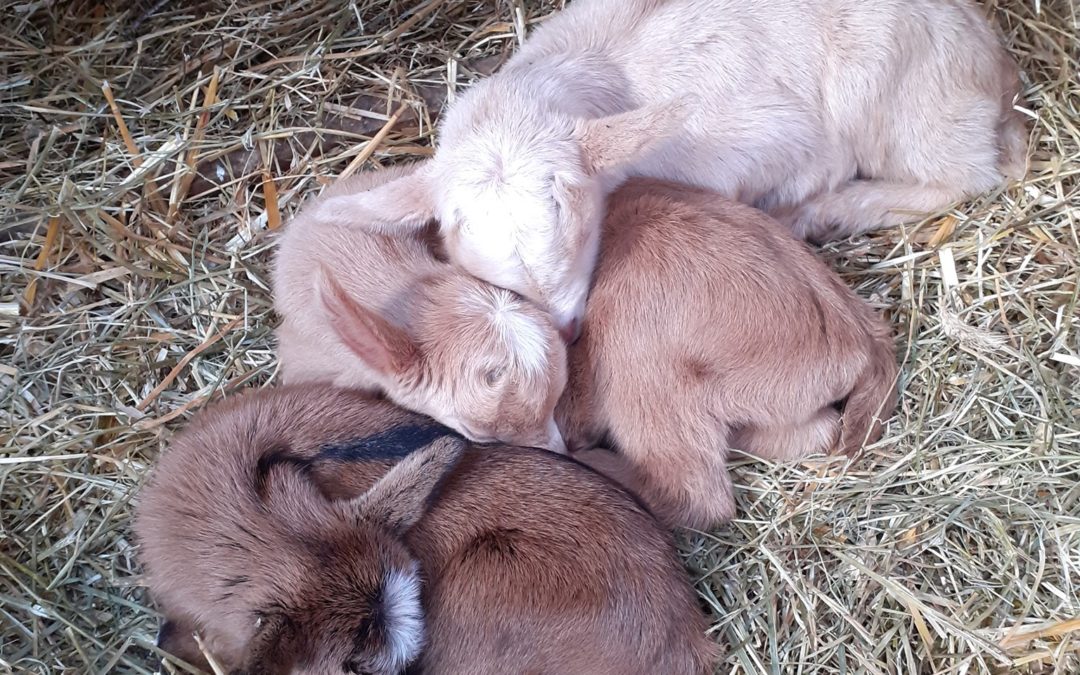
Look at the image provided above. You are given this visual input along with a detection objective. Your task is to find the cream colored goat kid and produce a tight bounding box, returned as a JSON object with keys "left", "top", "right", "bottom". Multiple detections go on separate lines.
{"left": 317, "top": 0, "right": 1026, "bottom": 339}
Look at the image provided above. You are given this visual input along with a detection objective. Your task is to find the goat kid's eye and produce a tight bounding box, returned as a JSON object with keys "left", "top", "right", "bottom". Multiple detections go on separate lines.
{"left": 483, "top": 367, "right": 505, "bottom": 386}
{"left": 551, "top": 195, "right": 563, "bottom": 219}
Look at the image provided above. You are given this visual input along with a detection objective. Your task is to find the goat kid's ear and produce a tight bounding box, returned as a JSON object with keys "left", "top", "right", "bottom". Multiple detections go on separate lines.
{"left": 575, "top": 98, "right": 694, "bottom": 176}
{"left": 314, "top": 165, "right": 437, "bottom": 235}
{"left": 354, "top": 437, "right": 466, "bottom": 535}
{"left": 316, "top": 268, "right": 422, "bottom": 381}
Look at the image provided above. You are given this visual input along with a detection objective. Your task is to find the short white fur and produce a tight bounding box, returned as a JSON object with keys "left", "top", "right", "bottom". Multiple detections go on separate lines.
{"left": 487, "top": 290, "right": 549, "bottom": 376}
{"left": 380, "top": 562, "right": 425, "bottom": 671}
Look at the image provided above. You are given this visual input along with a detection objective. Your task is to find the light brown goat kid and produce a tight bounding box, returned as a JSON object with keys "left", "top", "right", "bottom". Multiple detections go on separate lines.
{"left": 555, "top": 179, "right": 899, "bottom": 528}
{"left": 135, "top": 386, "right": 717, "bottom": 675}
{"left": 274, "top": 164, "right": 567, "bottom": 453}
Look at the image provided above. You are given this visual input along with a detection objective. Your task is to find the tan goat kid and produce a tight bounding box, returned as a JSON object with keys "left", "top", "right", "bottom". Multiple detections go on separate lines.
{"left": 555, "top": 179, "right": 899, "bottom": 528}
{"left": 274, "top": 164, "right": 567, "bottom": 452}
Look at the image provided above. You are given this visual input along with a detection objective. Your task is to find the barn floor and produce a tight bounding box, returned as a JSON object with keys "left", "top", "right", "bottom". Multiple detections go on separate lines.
{"left": 1, "top": 1, "right": 1077, "bottom": 673}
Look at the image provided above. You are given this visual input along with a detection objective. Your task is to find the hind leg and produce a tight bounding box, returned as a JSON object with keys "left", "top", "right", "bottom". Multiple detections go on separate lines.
{"left": 574, "top": 446, "right": 735, "bottom": 529}
{"left": 731, "top": 407, "right": 841, "bottom": 462}
{"left": 776, "top": 180, "right": 976, "bottom": 243}
{"left": 779, "top": 87, "right": 1019, "bottom": 243}
{"left": 587, "top": 406, "right": 737, "bottom": 530}
{"left": 573, "top": 447, "right": 646, "bottom": 497}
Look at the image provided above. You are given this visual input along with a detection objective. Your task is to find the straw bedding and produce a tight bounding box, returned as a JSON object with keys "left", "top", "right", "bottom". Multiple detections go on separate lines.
{"left": 1, "top": 0, "right": 1077, "bottom": 672}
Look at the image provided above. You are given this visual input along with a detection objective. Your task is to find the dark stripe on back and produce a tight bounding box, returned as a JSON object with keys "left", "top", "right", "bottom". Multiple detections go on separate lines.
{"left": 318, "top": 424, "right": 461, "bottom": 463}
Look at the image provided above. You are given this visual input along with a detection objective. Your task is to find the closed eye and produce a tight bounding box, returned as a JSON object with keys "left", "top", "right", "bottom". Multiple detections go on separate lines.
{"left": 550, "top": 188, "right": 563, "bottom": 221}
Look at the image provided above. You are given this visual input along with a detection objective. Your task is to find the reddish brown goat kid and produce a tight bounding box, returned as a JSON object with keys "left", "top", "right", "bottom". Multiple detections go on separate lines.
{"left": 134, "top": 385, "right": 717, "bottom": 675}
{"left": 557, "top": 179, "right": 899, "bottom": 529}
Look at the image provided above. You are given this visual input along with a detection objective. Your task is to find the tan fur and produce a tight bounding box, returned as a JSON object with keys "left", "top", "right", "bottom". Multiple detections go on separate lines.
{"left": 135, "top": 385, "right": 717, "bottom": 674}
{"left": 273, "top": 165, "right": 567, "bottom": 452}
{"left": 555, "top": 179, "right": 899, "bottom": 529}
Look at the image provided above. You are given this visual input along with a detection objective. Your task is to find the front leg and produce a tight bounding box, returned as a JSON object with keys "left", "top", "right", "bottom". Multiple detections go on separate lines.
{"left": 553, "top": 347, "right": 604, "bottom": 453}
{"left": 572, "top": 447, "right": 646, "bottom": 499}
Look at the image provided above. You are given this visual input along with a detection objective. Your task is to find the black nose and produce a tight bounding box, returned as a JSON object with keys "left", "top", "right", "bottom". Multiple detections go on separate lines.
{"left": 558, "top": 317, "right": 582, "bottom": 344}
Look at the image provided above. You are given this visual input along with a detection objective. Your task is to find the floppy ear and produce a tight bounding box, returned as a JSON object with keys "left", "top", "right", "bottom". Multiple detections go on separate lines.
{"left": 574, "top": 98, "right": 694, "bottom": 175}
{"left": 233, "top": 613, "right": 299, "bottom": 675}
{"left": 354, "top": 436, "right": 465, "bottom": 535}
{"left": 315, "top": 168, "right": 437, "bottom": 235}
{"left": 316, "top": 267, "right": 422, "bottom": 381}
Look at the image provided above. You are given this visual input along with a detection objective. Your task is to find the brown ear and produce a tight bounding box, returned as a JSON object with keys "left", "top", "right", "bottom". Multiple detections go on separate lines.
{"left": 316, "top": 268, "right": 421, "bottom": 380}
{"left": 355, "top": 436, "right": 465, "bottom": 534}
{"left": 575, "top": 98, "right": 694, "bottom": 175}
{"left": 314, "top": 168, "right": 436, "bottom": 235}
{"left": 233, "top": 613, "right": 298, "bottom": 675}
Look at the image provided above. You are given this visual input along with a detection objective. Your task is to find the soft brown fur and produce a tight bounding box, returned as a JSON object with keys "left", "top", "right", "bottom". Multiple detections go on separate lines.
{"left": 135, "top": 385, "right": 716, "bottom": 674}
{"left": 556, "top": 179, "right": 899, "bottom": 529}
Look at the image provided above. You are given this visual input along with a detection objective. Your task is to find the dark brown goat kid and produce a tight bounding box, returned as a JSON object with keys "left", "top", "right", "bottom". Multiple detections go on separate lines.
{"left": 134, "top": 385, "right": 716, "bottom": 674}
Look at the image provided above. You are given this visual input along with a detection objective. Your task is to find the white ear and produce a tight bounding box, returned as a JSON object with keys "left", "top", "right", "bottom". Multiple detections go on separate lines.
{"left": 574, "top": 98, "right": 694, "bottom": 175}
{"left": 315, "top": 168, "right": 436, "bottom": 235}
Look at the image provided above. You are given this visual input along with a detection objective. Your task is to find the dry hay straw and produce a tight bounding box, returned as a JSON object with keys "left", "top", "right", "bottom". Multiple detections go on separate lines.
{"left": 0, "top": 0, "right": 1076, "bottom": 673}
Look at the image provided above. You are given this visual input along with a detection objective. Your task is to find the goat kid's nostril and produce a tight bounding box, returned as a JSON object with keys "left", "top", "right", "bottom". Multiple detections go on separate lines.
{"left": 558, "top": 317, "right": 582, "bottom": 344}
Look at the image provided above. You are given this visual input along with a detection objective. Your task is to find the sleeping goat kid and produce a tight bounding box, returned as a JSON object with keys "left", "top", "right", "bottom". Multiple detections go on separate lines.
{"left": 553, "top": 179, "right": 900, "bottom": 529}
{"left": 274, "top": 163, "right": 567, "bottom": 453}
{"left": 315, "top": 0, "right": 1026, "bottom": 340}
{"left": 135, "top": 386, "right": 717, "bottom": 674}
